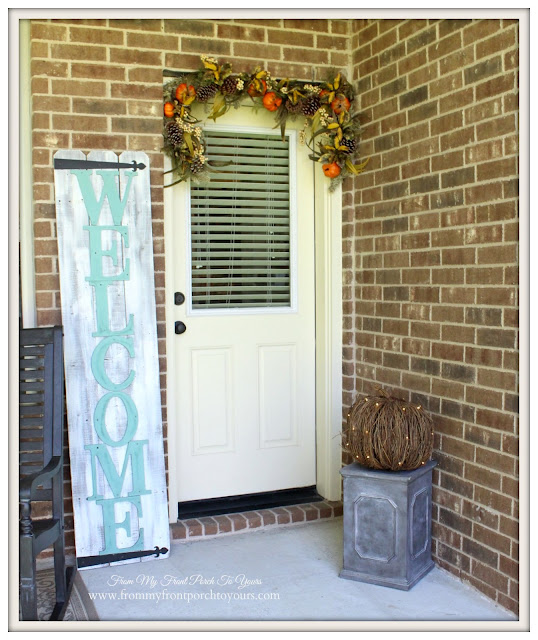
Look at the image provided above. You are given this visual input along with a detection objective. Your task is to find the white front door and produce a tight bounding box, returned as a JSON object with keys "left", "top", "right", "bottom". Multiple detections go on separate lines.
{"left": 168, "top": 107, "right": 316, "bottom": 503}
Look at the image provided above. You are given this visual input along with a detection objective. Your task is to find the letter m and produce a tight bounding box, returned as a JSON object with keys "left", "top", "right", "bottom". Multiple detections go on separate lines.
{"left": 85, "top": 440, "right": 151, "bottom": 501}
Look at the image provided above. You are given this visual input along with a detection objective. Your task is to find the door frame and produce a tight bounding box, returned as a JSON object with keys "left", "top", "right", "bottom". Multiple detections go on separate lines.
{"left": 164, "top": 133, "right": 343, "bottom": 522}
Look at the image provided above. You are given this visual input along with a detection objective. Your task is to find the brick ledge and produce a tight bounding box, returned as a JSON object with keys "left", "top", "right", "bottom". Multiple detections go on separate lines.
{"left": 170, "top": 500, "right": 343, "bottom": 543}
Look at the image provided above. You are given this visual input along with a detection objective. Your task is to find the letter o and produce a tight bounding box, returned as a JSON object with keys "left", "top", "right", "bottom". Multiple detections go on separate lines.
{"left": 94, "top": 391, "right": 138, "bottom": 447}
{"left": 91, "top": 336, "right": 136, "bottom": 391}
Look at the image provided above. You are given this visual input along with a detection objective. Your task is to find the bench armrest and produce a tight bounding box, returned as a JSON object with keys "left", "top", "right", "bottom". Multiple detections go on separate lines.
{"left": 19, "top": 456, "right": 63, "bottom": 502}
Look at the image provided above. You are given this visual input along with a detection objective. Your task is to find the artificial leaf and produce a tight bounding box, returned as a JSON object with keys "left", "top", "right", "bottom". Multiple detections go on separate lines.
{"left": 207, "top": 160, "right": 233, "bottom": 167}
{"left": 164, "top": 176, "right": 187, "bottom": 188}
{"left": 334, "top": 73, "right": 341, "bottom": 90}
{"left": 353, "top": 158, "right": 370, "bottom": 172}
{"left": 345, "top": 158, "right": 359, "bottom": 175}
{"left": 184, "top": 132, "right": 194, "bottom": 155}
{"left": 327, "top": 122, "right": 340, "bottom": 129}
{"left": 208, "top": 93, "right": 226, "bottom": 121}
{"left": 311, "top": 111, "right": 321, "bottom": 134}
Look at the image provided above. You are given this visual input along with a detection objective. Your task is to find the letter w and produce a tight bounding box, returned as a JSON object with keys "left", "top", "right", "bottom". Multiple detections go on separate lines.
{"left": 85, "top": 440, "right": 151, "bottom": 501}
{"left": 71, "top": 169, "right": 137, "bottom": 225}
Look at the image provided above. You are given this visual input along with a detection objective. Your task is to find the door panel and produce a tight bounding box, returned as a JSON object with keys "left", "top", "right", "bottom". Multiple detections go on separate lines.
{"left": 171, "top": 106, "right": 315, "bottom": 502}
{"left": 191, "top": 347, "right": 233, "bottom": 454}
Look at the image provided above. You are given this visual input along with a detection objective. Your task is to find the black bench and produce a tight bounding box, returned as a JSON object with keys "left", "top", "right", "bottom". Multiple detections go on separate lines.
{"left": 19, "top": 326, "right": 75, "bottom": 620}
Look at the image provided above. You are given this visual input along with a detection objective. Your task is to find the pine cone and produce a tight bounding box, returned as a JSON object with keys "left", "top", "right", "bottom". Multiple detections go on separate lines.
{"left": 302, "top": 94, "right": 321, "bottom": 116}
{"left": 341, "top": 138, "right": 357, "bottom": 154}
{"left": 166, "top": 122, "right": 183, "bottom": 146}
{"left": 196, "top": 83, "right": 218, "bottom": 102}
{"left": 190, "top": 157, "right": 204, "bottom": 174}
{"left": 286, "top": 99, "right": 303, "bottom": 114}
{"left": 221, "top": 75, "right": 238, "bottom": 95}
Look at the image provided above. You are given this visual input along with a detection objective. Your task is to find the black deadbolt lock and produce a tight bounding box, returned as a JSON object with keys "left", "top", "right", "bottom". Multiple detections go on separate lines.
{"left": 175, "top": 321, "right": 187, "bottom": 335}
{"left": 174, "top": 292, "right": 185, "bottom": 306}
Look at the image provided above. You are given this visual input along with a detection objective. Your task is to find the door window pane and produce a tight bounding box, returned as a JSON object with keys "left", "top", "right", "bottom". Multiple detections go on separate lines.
{"left": 190, "top": 130, "right": 291, "bottom": 309}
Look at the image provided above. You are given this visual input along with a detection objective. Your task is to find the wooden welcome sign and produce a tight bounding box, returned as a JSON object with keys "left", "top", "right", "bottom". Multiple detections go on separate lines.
{"left": 54, "top": 150, "right": 169, "bottom": 567}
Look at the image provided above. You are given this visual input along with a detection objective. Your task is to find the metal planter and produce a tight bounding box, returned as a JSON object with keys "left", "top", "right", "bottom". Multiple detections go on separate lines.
{"left": 339, "top": 459, "right": 437, "bottom": 591}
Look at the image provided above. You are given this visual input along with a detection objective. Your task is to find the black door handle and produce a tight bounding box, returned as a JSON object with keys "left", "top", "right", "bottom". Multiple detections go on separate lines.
{"left": 174, "top": 292, "right": 185, "bottom": 305}
{"left": 175, "top": 321, "right": 187, "bottom": 335}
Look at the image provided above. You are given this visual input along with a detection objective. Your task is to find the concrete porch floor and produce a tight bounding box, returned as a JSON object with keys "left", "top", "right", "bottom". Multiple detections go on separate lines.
{"left": 80, "top": 518, "right": 516, "bottom": 625}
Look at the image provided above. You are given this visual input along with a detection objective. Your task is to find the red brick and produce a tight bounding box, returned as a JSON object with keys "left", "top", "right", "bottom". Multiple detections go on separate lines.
{"left": 227, "top": 513, "right": 247, "bottom": 532}
{"left": 31, "top": 22, "right": 68, "bottom": 41}
{"left": 199, "top": 517, "right": 218, "bottom": 536}
{"left": 184, "top": 519, "right": 203, "bottom": 537}
{"left": 243, "top": 511, "right": 262, "bottom": 529}
{"left": 164, "top": 19, "right": 214, "bottom": 36}
{"left": 213, "top": 515, "right": 232, "bottom": 534}
{"left": 69, "top": 25, "right": 124, "bottom": 45}
{"left": 72, "top": 62, "right": 126, "bottom": 81}
{"left": 463, "top": 19, "right": 501, "bottom": 46}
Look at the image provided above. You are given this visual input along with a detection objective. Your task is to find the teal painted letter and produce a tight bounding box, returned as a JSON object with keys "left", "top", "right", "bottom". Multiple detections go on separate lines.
{"left": 91, "top": 336, "right": 136, "bottom": 391}
{"left": 93, "top": 392, "right": 138, "bottom": 447}
{"left": 88, "top": 281, "right": 134, "bottom": 338}
{"left": 71, "top": 169, "right": 137, "bottom": 225}
{"left": 84, "top": 225, "right": 130, "bottom": 282}
{"left": 96, "top": 496, "right": 144, "bottom": 555}
{"left": 85, "top": 440, "right": 151, "bottom": 501}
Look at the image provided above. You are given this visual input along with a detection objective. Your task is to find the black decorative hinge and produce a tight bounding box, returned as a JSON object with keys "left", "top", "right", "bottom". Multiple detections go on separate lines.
{"left": 54, "top": 158, "right": 146, "bottom": 171}
{"left": 77, "top": 545, "right": 168, "bottom": 568}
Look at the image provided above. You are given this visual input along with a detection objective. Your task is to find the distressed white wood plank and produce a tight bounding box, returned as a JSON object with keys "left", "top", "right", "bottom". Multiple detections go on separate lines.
{"left": 54, "top": 150, "right": 169, "bottom": 567}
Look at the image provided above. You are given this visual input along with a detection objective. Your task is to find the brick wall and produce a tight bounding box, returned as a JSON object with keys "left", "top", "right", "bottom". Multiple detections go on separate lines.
{"left": 343, "top": 18, "right": 519, "bottom": 614}
{"left": 28, "top": 17, "right": 351, "bottom": 559}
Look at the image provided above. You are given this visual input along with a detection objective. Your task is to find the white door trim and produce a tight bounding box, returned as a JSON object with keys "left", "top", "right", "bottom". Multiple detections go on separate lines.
{"left": 164, "top": 155, "right": 343, "bottom": 522}
{"left": 18, "top": 19, "right": 37, "bottom": 328}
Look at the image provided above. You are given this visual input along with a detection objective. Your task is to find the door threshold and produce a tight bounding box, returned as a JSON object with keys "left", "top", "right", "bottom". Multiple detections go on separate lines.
{"left": 177, "top": 486, "right": 322, "bottom": 520}
{"left": 171, "top": 498, "right": 343, "bottom": 542}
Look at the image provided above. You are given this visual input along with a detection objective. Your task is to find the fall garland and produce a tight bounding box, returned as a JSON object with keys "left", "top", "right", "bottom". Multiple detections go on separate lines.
{"left": 162, "top": 55, "right": 368, "bottom": 190}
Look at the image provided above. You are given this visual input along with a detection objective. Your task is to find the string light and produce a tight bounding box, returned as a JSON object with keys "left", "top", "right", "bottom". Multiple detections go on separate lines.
{"left": 345, "top": 390, "right": 433, "bottom": 472}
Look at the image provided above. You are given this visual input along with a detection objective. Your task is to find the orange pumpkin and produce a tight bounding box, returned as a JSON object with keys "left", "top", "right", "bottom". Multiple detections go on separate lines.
{"left": 164, "top": 101, "right": 175, "bottom": 118}
{"left": 262, "top": 91, "right": 282, "bottom": 112}
{"left": 331, "top": 95, "right": 351, "bottom": 114}
{"left": 175, "top": 83, "right": 196, "bottom": 104}
{"left": 322, "top": 162, "right": 341, "bottom": 178}
{"left": 247, "top": 78, "right": 267, "bottom": 97}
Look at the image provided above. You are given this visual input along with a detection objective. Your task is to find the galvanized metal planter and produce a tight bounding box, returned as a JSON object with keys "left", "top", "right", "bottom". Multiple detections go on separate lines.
{"left": 339, "top": 459, "right": 437, "bottom": 591}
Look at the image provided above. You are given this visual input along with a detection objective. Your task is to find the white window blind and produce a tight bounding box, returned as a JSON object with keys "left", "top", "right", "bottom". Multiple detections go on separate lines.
{"left": 190, "top": 130, "right": 291, "bottom": 310}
